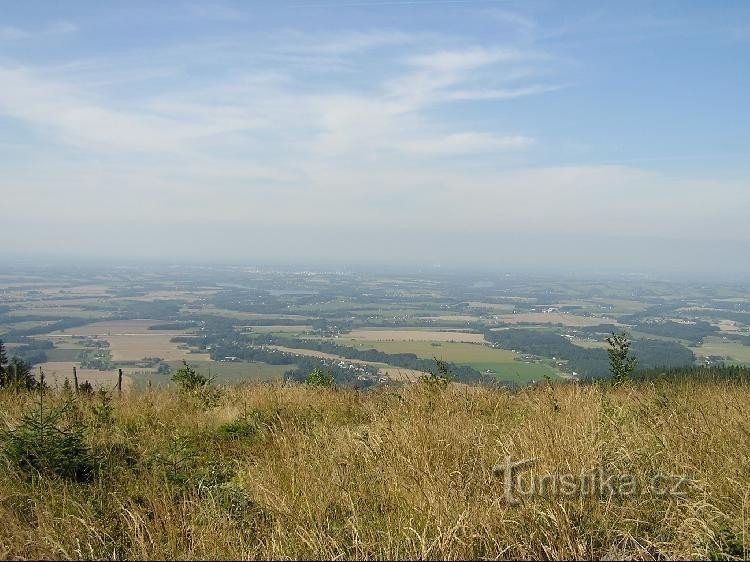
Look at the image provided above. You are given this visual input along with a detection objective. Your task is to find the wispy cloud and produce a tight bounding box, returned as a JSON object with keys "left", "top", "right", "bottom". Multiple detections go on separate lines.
{"left": 406, "top": 46, "right": 538, "bottom": 73}
{"left": 400, "top": 132, "right": 534, "bottom": 155}
{"left": 0, "top": 20, "right": 77, "bottom": 40}
{"left": 0, "top": 25, "right": 31, "bottom": 40}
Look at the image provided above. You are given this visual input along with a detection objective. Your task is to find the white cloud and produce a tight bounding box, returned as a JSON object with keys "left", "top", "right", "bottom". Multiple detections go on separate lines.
{"left": 445, "top": 84, "right": 563, "bottom": 101}
{"left": 400, "top": 133, "right": 534, "bottom": 155}
{"left": 0, "top": 20, "right": 77, "bottom": 40}
{"left": 4, "top": 26, "right": 741, "bottom": 264}
{"left": 407, "top": 47, "right": 535, "bottom": 73}
{"left": 0, "top": 25, "right": 30, "bottom": 40}
{"left": 486, "top": 9, "right": 537, "bottom": 31}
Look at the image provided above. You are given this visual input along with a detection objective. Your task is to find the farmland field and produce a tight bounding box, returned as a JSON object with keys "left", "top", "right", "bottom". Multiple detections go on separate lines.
{"left": 495, "top": 312, "right": 619, "bottom": 327}
{"left": 46, "top": 320, "right": 210, "bottom": 362}
{"left": 691, "top": 337, "right": 750, "bottom": 364}
{"left": 343, "top": 329, "right": 486, "bottom": 343}
{"left": 3, "top": 264, "right": 749, "bottom": 387}
{"left": 163, "top": 360, "right": 290, "bottom": 385}
{"left": 37, "top": 362, "right": 134, "bottom": 390}
{"left": 269, "top": 345, "right": 429, "bottom": 382}
{"left": 335, "top": 339, "right": 558, "bottom": 382}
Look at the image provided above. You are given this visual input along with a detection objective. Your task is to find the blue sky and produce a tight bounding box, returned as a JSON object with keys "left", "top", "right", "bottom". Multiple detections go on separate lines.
{"left": 1, "top": 1, "right": 749, "bottom": 274}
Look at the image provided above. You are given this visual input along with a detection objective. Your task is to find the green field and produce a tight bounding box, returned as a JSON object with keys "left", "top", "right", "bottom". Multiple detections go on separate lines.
{"left": 335, "top": 339, "right": 558, "bottom": 383}
{"left": 691, "top": 337, "right": 750, "bottom": 364}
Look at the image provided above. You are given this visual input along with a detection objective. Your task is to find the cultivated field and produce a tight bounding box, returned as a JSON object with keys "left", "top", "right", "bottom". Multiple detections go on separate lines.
{"left": 166, "top": 360, "right": 291, "bottom": 385}
{"left": 495, "top": 312, "right": 619, "bottom": 327}
{"left": 47, "top": 320, "right": 210, "bottom": 362}
{"left": 344, "top": 329, "right": 486, "bottom": 343}
{"left": 37, "top": 362, "right": 134, "bottom": 390}
{"left": 571, "top": 337, "right": 610, "bottom": 349}
{"left": 691, "top": 337, "right": 750, "bottom": 364}
{"left": 267, "top": 345, "right": 418, "bottom": 381}
{"left": 338, "top": 339, "right": 557, "bottom": 382}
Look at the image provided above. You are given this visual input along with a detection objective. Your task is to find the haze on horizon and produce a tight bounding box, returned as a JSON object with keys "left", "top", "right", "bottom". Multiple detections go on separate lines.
{"left": 1, "top": 1, "right": 748, "bottom": 276}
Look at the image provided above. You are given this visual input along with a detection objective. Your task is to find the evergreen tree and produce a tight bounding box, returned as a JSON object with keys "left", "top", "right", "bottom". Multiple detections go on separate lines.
{"left": 0, "top": 340, "right": 7, "bottom": 377}
{"left": 2, "top": 357, "right": 37, "bottom": 390}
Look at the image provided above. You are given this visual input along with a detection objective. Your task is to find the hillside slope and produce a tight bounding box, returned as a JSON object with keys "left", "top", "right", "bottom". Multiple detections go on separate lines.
{"left": 0, "top": 376, "right": 748, "bottom": 560}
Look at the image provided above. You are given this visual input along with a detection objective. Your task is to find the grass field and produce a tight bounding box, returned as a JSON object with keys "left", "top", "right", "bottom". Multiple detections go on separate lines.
{"left": 691, "top": 337, "right": 750, "bottom": 364}
{"left": 189, "top": 306, "right": 313, "bottom": 321}
{"left": 165, "top": 360, "right": 291, "bottom": 385}
{"left": 336, "top": 339, "right": 557, "bottom": 382}
{"left": 344, "top": 329, "right": 486, "bottom": 343}
{"left": 571, "top": 337, "right": 610, "bottom": 349}
{"left": 245, "top": 325, "right": 313, "bottom": 333}
{"left": 7, "top": 307, "right": 107, "bottom": 319}
{"left": 1, "top": 378, "right": 748, "bottom": 559}
{"left": 495, "top": 312, "right": 620, "bottom": 327}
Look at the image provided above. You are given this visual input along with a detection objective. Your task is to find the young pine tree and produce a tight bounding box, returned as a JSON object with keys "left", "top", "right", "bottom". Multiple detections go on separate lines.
{"left": 0, "top": 340, "right": 8, "bottom": 386}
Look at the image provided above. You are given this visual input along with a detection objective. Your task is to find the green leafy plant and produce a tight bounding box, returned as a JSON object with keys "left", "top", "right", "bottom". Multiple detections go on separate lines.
{"left": 171, "top": 360, "right": 222, "bottom": 408}
{"left": 606, "top": 331, "right": 637, "bottom": 385}
{"left": 78, "top": 380, "right": 94, "bottom": 395}
{"left": 171, "top": 360, "right": 211, "bottom": 391}
{"left": 305, "top": 367, "right": 334, "bottom": 388}
{"left": 419, "top": 358, "right": 453, "bottom": 389}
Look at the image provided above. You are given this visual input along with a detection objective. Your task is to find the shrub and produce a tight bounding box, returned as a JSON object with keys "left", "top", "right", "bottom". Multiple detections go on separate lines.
{"left": 606, "top": 331, "right": 637, "bottom": 385}
{"left": 217, "top": 418, "right": 258, "bottom": 441}
{"left": 171, "top": 360, "right": 211, "bottom": 391}
{"left": 419, "top": 358, "right": 453, "bottom": 389}
{"left": 171, "top": 361, "right": 222, "bottom": 408}
{"left": 305, "top": 368, "right": 334, "bottom": 388}
{"left": 78, "top": 380, "right": 94, "bottom": 395}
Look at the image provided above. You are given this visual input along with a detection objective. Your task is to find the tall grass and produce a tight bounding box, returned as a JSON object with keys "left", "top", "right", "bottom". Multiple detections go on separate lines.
{"left": 0, "top": 377, "right": 748, "bottom": 559}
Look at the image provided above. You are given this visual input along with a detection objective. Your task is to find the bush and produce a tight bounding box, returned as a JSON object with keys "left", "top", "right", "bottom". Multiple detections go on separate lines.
{"left": 305, "top": 368, "right": 334, "bottom": 388}
{"left": 171, "top": 361, "right": 223, "bottom": 408}
{"left": 171, "top": 361, "right": 211, "bottom": 391}
{"left": 419, "top": 358, "right": 453, "bottom": 389}
{"left": 217, "top": 418, "right": 259, "bottom": 441}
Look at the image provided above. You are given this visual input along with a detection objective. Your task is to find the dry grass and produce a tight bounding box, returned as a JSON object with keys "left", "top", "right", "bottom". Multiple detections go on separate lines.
{"left": 0, "top": 379, "right": 748, "bottom": 560}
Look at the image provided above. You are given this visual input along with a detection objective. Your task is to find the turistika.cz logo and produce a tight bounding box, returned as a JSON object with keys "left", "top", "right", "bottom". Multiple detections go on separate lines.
{"left": 492, "top": 455, "right": 692, "bottom": 506}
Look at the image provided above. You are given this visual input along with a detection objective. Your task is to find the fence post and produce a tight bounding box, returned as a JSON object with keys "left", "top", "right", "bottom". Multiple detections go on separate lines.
{"left": 118, "top": 368, "right": 123, "bottom": 397}
{"left": 73, "top": 366, "right": 79, "bottom": 395}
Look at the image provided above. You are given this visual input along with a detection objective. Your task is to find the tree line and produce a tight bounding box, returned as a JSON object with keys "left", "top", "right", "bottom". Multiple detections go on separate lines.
{"left": 0, "top": 340, "right": 37, "bottom": 390}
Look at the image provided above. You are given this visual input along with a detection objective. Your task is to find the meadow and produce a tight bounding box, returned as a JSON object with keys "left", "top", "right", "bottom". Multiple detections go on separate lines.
{"left": 691, "top": 337, "right": 750, "bottom": 364}
{"left": 336, "top": 338, "right": 558, "bottom": 382}
{"left": 0, "top": 377, "right": 747, "bottom": 559}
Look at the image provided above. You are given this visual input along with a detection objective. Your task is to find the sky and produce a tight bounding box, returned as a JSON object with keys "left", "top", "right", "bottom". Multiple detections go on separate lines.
{"left": 1, "top": 0, "right": 749, "bottom": 275}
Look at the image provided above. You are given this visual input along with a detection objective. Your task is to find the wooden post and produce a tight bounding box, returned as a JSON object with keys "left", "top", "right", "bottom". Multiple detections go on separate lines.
{"left": 73, "top": 366, "right": 79, "bottom": 395}
{"left": 117, "top": 368, "right": 123, "bottom": 396}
